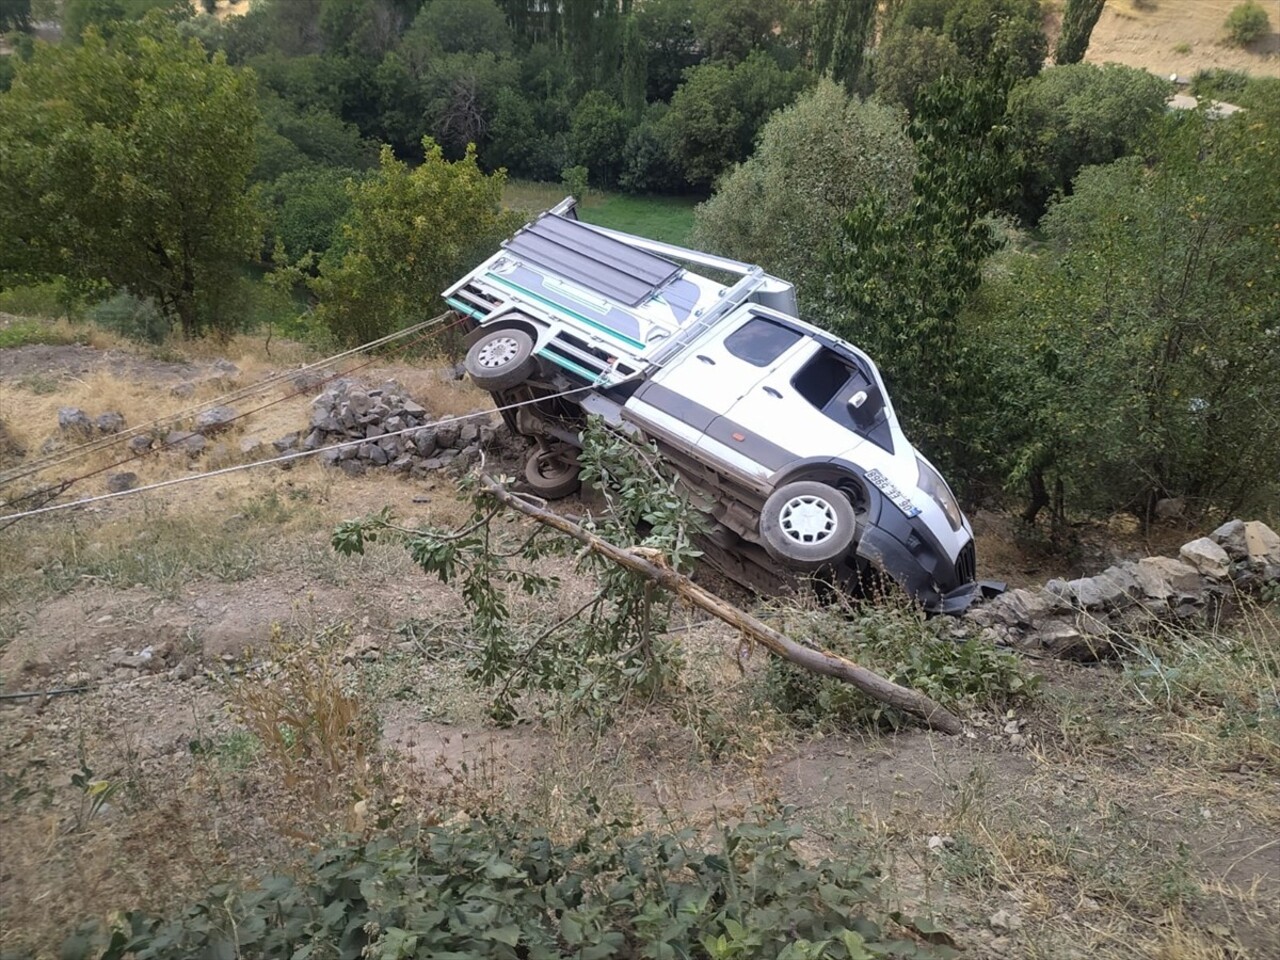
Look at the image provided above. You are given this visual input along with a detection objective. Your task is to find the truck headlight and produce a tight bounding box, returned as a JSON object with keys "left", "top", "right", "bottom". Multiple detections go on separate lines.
{"left": 916, "top": 457, "right": 963, "bottom": 532}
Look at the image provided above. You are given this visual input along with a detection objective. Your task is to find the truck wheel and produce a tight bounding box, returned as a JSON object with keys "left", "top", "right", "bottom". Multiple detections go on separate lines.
{"left": 759, "top": 480, "right": 857, "bottom": 571}
{"left": 524, "top": 446, "right": 581, "bottom": 499}
{"left": 465, "top": 328, "right": 536, "bottom": 391}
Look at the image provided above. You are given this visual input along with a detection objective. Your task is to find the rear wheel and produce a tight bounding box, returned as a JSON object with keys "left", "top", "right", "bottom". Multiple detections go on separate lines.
{"left": 759, "top": 480, "right": 858, "bottom": 571}
{"left": 465, "top": 328, "right": 536, "bottom": 391}
{"left": 524, "top": 445, "right": 581, "bottom": 499}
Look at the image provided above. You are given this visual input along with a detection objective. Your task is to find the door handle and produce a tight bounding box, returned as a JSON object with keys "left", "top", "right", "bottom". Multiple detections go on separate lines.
{"left": 762, "top": 386, "right": 782, "bottom": 398}
{"left": 696, "top": 354, "right": 715, "bottom": 364}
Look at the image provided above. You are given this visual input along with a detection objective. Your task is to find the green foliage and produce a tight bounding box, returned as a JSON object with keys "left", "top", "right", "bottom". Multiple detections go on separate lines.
{"left": 764, "top": 602, "right": 1039, "bottom": 731}
{"left": 691, "top": 0, "right": 787, "bottom": 64}
{"left": 1190, "top": 68, "right": 1280, "bottom": 111}
{"left": 1054, "top": 0, "right": 1106, "bottom": 65}
{"left": 872, "top": 27, "right": 968, "bottom": 117}
{"left": 0, "top": 279, "right": 71, "bottom": 317}
{"left": 61, "top": 0, "right": 186, "bottom": 41}
{"left": 311, "top": 139, "right": 523, "bottom": 346}
{"left": 635, "top": 0, "right": 700, "bottom": 101}
{"left": 666, "top": 51, "right": 809, "bottom": 188}
{"left": 264, "top": 166, "right": 358, "bottom": 261}
{"left": 60, "top": 812, "right": 953, "bottom": 960}
{"left": 941, "top": 0, "right": 1045, "bottom": 85}
{"left": 86, "top": 289, "right": 168, "bottom": 344}
{"left": 332, "top": 421, "right": 706, "bottom": 722}
{"left": 617, "top": 103, "right": 682, "bottom": 195}
{"left": 0, "top": 0, "right": 31, "bottom": 32}
{"left": 1006, "top": 63, "right": 1171, "bottom": 223}
{"left": 252, "top": 91, "right": 378, "bottom": 184}
{"left": 813, "top": 0, "right": 875, "bottom": 91}
{"left": 0, "top": 316, "right": 81, "bottom": 348}
{"left": 1224, "top": 1, "right": 1270, "bottom": 46}
{"left": 0, "top": 15, "right": 260, "bottom": 337}
{"left": 569, "top": 90, "right": 628, "bottom": 186}
{"left": 968, "top": 107, "right": 1280, "bottom": 518}
{"left": 561, "top": 163, "right": 589, "bottom": 202}
{"left": 829, "top": 73, "right": 1014, "bottom": 476}
{"left": 412, "top": 0, "right": 513, "bottom": 56}
{"left": 692, "top": 79, "right": 915, "bottom": 317}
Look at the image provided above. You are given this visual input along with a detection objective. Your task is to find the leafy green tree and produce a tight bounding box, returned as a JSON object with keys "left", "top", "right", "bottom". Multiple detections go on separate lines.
{"left": 0, "top": 16, "right": 260, "bottom": 337}
{"left": 252, "top": 90, "right": 377, "bottom": 183}
{"left": 311, "top": 140, "right": 524, "bottom": 345}
{"left": 813, "top": 0, "right": 875, "bottom": 91}
{"left": 61, "top": 0, "right": 185, "bottom": 41}
{"left": 569, "top": 90, "right": 628, "bottom": 186}
{"left": 409, "top": 0, "right": 512, "bottom": 56}
{"left": 943, "top": 0, "right": 1045, "bottom": 84}
{"left": 265, "top": 166, "right": 359, "bottom": 262}
{"left": 692, "top": 79, "right": 915, "bottom": 313}
{"left": 872, "top": 26, "right": 968, "bottom": 116}
{"left": 969, "top": 107, "right": 1280, "bottom": 520}
{"left": 828, "top": 73, "right": 1014, "bottom": 474}
{"left": 618, "top": 102, "right": 681, "bottom": 194}
{"left": 691, "top": 0, "right": 786, "bottom": 64}
{"left": 1006, "top": 62, "right": 1170, "bottom": 223}
{"left": 635, "top": 0, "right": 699, "bottom": 101}
{"left": 1054, "top": 0, "right": 1105, "bottom": 65}
{"left": 666, "top": 51, "right": 807, "bottom": 188}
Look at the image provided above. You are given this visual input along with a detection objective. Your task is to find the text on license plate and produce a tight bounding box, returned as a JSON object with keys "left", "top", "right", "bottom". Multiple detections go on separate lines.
{"left": 865, "top": 469, "right": 921, "bottom": 518}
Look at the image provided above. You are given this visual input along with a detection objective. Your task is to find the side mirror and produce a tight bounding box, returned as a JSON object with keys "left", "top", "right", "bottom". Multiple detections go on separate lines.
{"left": 848, "top": 385, "right": 884, "bottom": 430}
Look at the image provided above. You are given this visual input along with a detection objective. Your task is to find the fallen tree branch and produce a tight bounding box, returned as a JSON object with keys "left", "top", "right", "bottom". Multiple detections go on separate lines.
{"left": 479, "top": 474, "right": 964, "bottom": 735}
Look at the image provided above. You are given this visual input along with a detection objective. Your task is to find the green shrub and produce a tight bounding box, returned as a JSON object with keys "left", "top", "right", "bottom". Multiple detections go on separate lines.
{"left": 764, "top": 602, "right": 1038, "bottom": 731}
{"left": 86, "top": 289, "right": 169, "bottom": 344}
{"left": 58, "top": 813, "right": 954, "bottom": 960}
{"left": 0, "top": 280, "right": 73, "bottom": 318}
{"left": 0, "top": 317, "right": 80, "bottom": 348}
{"left": 1224, "top": 2, "right": 1270, "bottom": 46}
{"left": 560, "top": 163, "right": 589, "bottom": 202}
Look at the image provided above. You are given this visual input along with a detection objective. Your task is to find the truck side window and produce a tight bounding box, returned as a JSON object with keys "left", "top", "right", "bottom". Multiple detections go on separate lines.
{"left": 723, "top": 317, "right": 802, "bottom": 367}
{"left": 793, "top": 348, "right": 853, "bottom": 410}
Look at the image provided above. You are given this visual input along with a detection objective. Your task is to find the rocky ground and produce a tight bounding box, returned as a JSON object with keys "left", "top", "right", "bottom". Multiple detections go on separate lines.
{"left": 1, "top": 336, "right": 1278, "bottom": 960}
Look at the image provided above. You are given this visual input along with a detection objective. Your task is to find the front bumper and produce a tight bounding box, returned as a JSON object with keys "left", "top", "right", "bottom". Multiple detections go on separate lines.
{"left": 855, "top": 523, "right": 997, "bottom": 615}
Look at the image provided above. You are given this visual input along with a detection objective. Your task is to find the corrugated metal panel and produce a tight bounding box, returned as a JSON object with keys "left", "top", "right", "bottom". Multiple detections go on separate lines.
{"left": 505, "top": 214, "right": 681, "bottom": 307}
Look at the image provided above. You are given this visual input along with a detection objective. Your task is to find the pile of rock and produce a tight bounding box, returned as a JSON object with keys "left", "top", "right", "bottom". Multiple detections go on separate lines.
{"left": 297, "top": 378, "right": 509, "bottom": 478}
{"left": 57, "top": 407, "right": 126, "bottom": 436}
{"left": 967, "top": 519, "right": 1280, "bottom": 660}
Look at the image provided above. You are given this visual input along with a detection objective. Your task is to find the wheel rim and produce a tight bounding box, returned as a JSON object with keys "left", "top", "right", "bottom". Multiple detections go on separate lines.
{"left": 476, "top": 336, "right": 521, "bottom": 369}
{"left": 779, "top": 494, "right": 839, "bottom": 545}
{"left": 534, "top": 455, "right": 575, "bottom": 481}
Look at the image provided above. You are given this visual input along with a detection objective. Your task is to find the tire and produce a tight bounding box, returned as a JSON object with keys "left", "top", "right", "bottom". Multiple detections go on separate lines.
{"left": 759, "top": 480, "right": 858, "bottom": 571}
{"left": 524, "top": 446, "right": 582, "bottom": 499}
{"left": 465, "top": 328, "right": 536, "bottom": 391}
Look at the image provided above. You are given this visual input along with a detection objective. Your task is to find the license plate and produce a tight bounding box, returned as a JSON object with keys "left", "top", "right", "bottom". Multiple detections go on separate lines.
{"left": 865, "top": 469, "right": 921, "bottom": 518}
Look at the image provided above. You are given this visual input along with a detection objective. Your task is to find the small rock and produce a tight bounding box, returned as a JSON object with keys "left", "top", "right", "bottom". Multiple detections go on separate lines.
{"left": 58, "top": 407, "right": 93, "bottom": 433}
{"left": 365, "top": 423, "right": 385, "bottom": 439}
{"left": 435, "top": 424, "right": 460, "bottom": 449}
{"left": 342, "top": 635, "right": 381, "bottom": 663}
{"left": 194, "top": 406, "right": 238, "bottom": 435}
{"left": 272, "top": 433, "right": 299, "bottom": 453}
{"left": 106, "top": 472, "right": 138, "bottom": 493}
{"left": 346, "top": 390, "right": 372, "bottom": 416}
{"left": 239, "top": 436, "right": 265, "bottom": 456}
{"left": 367, "top": 444, "right": 389, "bottom": 466}
{"left": 95, "top": 411, "right": 126, "bottom": 434}
{"left": 1179, "top": 537, "right": 1230, "bottom": 579}
{"left": 319, "top": 448, "right": 342, "bottom": 467}
{"left": 301, "top": 429, "right": 324, "bottom": 451}
{"left": 988, "top": 910, "right": 1021, "bottom": 933}
{"left": 459, "top": 423, "right": 480, "bottom": 445}
{"left": 212, "top": 358, "right": 240, "bottom": 375}
{"left": 339, "top": 459, "right": 367, "bottom": 478}
{"left": 127, "top": 435, "right": 154, "bottom": 455}
{"left": 170, "top": 382, "right": 195, "bottom": 398}
{"left": 1037, "top": 620, "right": 1104, "bottom": 661}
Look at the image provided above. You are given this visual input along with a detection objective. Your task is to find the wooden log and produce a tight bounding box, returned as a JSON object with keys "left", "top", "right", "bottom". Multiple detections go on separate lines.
{"left": 479, "top": 474, "right": 964, "bottom": 735}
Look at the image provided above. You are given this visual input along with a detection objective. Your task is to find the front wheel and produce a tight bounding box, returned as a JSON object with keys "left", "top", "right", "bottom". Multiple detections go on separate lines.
{"left": 465, "top": 327, "right": 536, "bottom": 391}
{"left": 759, "top": 480, "right": 857, "bottom": 571}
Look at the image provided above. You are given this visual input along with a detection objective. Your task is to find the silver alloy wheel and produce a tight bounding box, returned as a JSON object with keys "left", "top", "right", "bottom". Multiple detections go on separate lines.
{"left": 778, "top": 494, "right": 839, "bottom": 544}
{"left": 476, "top": 335, "right": 521, "bottom": 369}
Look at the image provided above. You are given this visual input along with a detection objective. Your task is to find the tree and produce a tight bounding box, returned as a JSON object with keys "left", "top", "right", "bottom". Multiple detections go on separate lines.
{"left": 872, "top": 25, "right": 968, "bottom": 116}
{"left": 828, "top": 73, "right": 1015, "bottom": 475}
{"left": 408, "top": 0, "right": 512, "bottom": 56}
{"left": 311, "top": 140, "right": 524, "bottom": 346}
{"left": 0, "top": 16, "right": 260, "bottom": 337}
{"left": 691, "top": 0, "right": 786, "bottom": 64}
{"left": 265, "top": 166, "right": 359, "bottom": 262}
{"left": 969, "top": 106, "right": 1280, "bottom": 520}
{"left": 618, "top": 103, "right": 681, "bottom": 194}
{"left": 569, "top": 90, "right": 628, "bottom": 186}
{"left": 1006, "top": 62, "right": 1170, "bottom": 223}
{"left": 691, "top": 79, "right": 915, "bottom": 313}
{"left": 813, "top": 0, "right": 875, "bottom": 91}
{"left": 635, "top": 0, "right": 698, "bottom": 102}
{"left": 943, "top": 0, "right": 1045, "bottom": 84}
{"left": 1054, "top": 0, "right": 1106, "bottom": 65}
{"left": 61, "top": 0, "right": 186, "bottom": 41}
{"left": 666, "top": 51, "right": 807, "bottom": 188}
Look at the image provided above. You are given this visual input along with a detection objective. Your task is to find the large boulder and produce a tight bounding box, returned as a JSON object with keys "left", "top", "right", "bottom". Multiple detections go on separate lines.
{"left": 1243, "top": 521, "right": 1280, "bottom": 566}
{"left": 1210, "top": 519, "right": 1248, "bottom": 561}
{"left": 1179, "top": 537, "right": 1230, "bottom": 579}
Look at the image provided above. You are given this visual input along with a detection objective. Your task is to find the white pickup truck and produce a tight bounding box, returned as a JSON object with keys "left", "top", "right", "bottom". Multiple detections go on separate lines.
{"left": 444, "top": 198, "right": 981, "bottom": 613}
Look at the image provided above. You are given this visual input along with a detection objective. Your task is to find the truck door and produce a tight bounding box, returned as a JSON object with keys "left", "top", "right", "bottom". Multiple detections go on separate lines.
{"left": 625, "top": 313, "right": 806, "bottom": 453}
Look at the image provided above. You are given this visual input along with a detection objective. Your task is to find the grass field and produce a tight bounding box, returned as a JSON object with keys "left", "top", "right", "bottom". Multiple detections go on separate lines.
{"left": 503, "top": 180, "right": 700, "bottom": 246}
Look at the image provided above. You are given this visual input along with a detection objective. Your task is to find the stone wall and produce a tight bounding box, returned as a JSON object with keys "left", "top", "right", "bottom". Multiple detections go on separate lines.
{"left": 966, "top": 520, "right": 1280, "bottom": 659}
